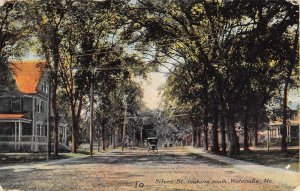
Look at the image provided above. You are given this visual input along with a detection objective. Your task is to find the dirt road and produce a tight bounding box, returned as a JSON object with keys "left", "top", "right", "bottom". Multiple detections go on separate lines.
{"left": 0, "top": 147, "right": 298, "bottom": 191}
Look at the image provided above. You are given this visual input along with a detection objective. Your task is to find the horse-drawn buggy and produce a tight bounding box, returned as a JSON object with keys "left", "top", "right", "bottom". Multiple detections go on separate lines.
{"left": 147, "top": 137, "right": 158, "bottom": 153}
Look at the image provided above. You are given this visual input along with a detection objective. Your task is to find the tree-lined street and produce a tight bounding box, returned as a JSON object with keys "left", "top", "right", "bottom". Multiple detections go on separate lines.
{"left": 0, "top": 0, "right": 299, "bottom": 190}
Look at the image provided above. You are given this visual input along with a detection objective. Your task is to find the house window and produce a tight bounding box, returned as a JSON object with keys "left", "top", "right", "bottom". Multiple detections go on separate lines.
{"left": 35, "top": 98, "right": 40, "bottom": 112}
{"left": 36, "top": 123, "right": 44, "bottom": 136}
{"left": 12, "top": 98, "right": 21, "bottom": 111}
{"left": 5, "top": 98, "right": 11, "bottom": 112}
{"left": 0, "top": 98, "right": 11, "bottom": 112}
{"left": 36, "top": 124, "right": 41, "bottom": 136}
{"left": 41, "top": 82, "right": 48, "bottom": 93}
{"left": 40, "top": 101, "right": 45, "bottom": 113}
{"left": 20, "top": 98, "right": 25, "bottom": 111}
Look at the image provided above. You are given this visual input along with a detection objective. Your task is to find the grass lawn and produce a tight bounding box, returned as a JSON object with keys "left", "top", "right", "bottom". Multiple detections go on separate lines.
{"left": 232, "top": 148, "right": 299, "bottom": 172}
{"left": 0, "top": 149, "right": 90, "bottom": 165}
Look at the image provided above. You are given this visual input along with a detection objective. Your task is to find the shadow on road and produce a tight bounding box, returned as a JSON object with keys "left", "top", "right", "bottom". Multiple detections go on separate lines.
{"left": 50, "top": 149, "right": 230, "bottom": 167}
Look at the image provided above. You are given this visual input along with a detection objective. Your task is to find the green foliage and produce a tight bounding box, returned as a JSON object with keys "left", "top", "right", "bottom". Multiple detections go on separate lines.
{"left": 0, "top": 1, "right": 29, "bottom": 90}
{"left": 129, "top": 0, "right": 299, "bottom": 154}
{"left": 0, "top": 0, "right": 298, "bottom": 153}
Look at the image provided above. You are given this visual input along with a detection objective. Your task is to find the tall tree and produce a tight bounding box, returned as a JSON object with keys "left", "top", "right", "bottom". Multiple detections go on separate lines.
{"left": 0, "top": 1, "right": 27, "bottom": 90}
{"left": 28, "top": 0, "right": 68, "bottom": 156}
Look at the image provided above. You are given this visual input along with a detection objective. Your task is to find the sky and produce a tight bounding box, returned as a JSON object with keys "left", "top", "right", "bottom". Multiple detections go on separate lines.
{"left": 137, "top": 72, "right": 167, "bottom": 110}
{"left": 0, "top": 0, "right": 5, "bottom": 6}
{"left": 22, "top": 52, "right": 168, "bottom": 110}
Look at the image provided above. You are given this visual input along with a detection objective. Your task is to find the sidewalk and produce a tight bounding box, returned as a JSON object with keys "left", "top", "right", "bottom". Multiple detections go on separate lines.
{"left": 187, "top": 147, "right": 300, "bottom": 189}
{"left": 0, "top": 154, "right": 90, "bottom": 172}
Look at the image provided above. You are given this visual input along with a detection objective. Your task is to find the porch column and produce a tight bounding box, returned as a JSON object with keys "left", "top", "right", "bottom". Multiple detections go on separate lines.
{"left": 18, "top": 121, "right": 22, "bottom": 142}
{"left": 15, "top": 122, "right": 17, "bottom": 142}
{"left": 288, "top": 125, "right": 291, "bottom": 142}
{"left": 15, "top": 122, "right": 17, "bottom": 150}
{"left": 58, "top": 125, "right": 61, "bottom": 143}
{"left": 32, "top": 122, "right": 35, "bottom": 146}
{"left": 64, "top": 126, "right": 67, "bottom": 144}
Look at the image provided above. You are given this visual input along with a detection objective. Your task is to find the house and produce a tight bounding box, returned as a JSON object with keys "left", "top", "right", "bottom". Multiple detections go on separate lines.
{"left": 258, "top": 109, "right": 300, "bottom": 144}
{"left": 0, "top": 61, "right": 68, "bottom": 152}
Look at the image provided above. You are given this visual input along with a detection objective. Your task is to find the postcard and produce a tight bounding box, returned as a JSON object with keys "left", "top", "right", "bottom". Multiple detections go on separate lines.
{"left": 0, "top": 0, "right": 299, "bottom": 190}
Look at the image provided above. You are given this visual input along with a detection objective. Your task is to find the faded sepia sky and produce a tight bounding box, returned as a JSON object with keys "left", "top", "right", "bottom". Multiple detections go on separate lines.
{"left": 136, "top": 72, "right": 167, "bottom": 110}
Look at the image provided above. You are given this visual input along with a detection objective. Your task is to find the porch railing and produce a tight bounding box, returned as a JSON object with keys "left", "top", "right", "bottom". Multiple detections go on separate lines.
{"left": 21, "top": 136, "right": 32, "bottom": 142}
{"left": 35, "top": 136, "right": 46, "bottom": 143}
{"left": 0, "top": 136, "right": 47, "bottom": 143}
{"left": 0, "top": 136, "right": 15, "bottom": 142}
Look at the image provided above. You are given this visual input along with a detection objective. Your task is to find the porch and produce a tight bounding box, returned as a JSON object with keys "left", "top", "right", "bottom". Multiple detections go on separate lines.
{"left": 0, "top": 114, "right": 47, "bottom": 152}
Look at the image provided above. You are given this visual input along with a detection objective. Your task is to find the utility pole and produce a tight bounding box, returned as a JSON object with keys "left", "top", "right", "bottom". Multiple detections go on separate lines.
{"left": 122, "top": 95, "right": 127, "bottom": 151}
{"left": 47, "top": 69, "right": 51, "bottom": 161}
{"left": 141, "top": 117, "right": 144, "bottom": 147}
{"left": 267, "top": 127, "right": 270, "bottom": 151}
{"left": 133, "top": 128, "right": 136, "bottom": 148}
{"left": 90, "top": 75, "right": 95, "bottom": 157}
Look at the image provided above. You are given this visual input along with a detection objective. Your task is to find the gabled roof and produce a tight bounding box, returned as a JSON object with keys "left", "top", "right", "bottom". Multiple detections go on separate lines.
{"left": 10, "top": 60, "right": 47, "bottom": 94}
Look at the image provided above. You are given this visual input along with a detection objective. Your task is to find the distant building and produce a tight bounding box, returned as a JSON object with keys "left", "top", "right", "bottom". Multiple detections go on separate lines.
{"left": 0, "top": 61, "right": 68, "bottom": 152}
{"left": 259, "top": 109, "right": 300, "bottom": 143}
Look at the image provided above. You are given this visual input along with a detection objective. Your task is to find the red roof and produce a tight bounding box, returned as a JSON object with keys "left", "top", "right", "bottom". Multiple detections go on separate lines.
{"left": 0, "top": 114, "right": 26, "bottom": 119}
{"left": 11, "top": 60, "right": 47, "bottom": 94}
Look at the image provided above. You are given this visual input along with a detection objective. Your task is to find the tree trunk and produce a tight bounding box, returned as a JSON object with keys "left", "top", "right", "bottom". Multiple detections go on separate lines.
{"left": 243, "top": 114, "right": 249, "bottom": 151}
{"left": 226, "top": 115, "right": 240, "bottom": 156}
{"left": 203, "top": 101, "right": 209, "bottom": 150}
{"left": 140, "top": 126, "right": 143, "bottom": 147}
{"left": 71, "top": 110, "right": 78, "bottom": 153}
{"left": 102, "top": 125, "right": 106, "bottom": 151}
{"left": 210, "top": 99, "right": 219, "bottom": 153}
{"left": 70, "top": 101, "right": 79, "bottom": 153}
{"left": 192, "top": 126, "right": 195, "bottom": 147}
{"left": 203, "top": 80, "right": 209, "bottom": 151}
{"left": 52, "top": 83, "right": 59, "bottom": 157}
{"left": 203, "top": 124, "right": 208, "bottom": 150}
{"left": 113, "top": 128, "right": 116, "bottom": 149}
{"left": 51, "top": 45, "right": 60, "bottom": 157}
{"left": 122, "top": 102, "right": 127, "bottom": 151}
{"left": 253, "top": 123, "right": 258, "bottom": 147}
{"left": 220, "top": 113, "right": 226, "bottom": 154}
{"left": 71, "top": 118, "right": 77, "bottom": 153}
{"left": 281, "top": 26, "right": 299, "bottom": 151}
{"left": 215, "top": 77, "right": 227, "bottom": 154}
{"left": 97, "top": 127, "right": 101, "bottom": 152}
{"left": 196, "top": 127, "right": 199, "bottom": 147}
{"left": 102, "top": 121, "right": 106, "bottom": 151}
{"left": 198, "top": 126, "right": 202, "bottom": 147}
{"left": 46, "top": 60, "right": 52, "bottom": 160}
{"left": 281, "top": 84, "right": 288, "bottom": 151}
{"left": 89, "top": 80, "right": 94, "bottom": 156}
